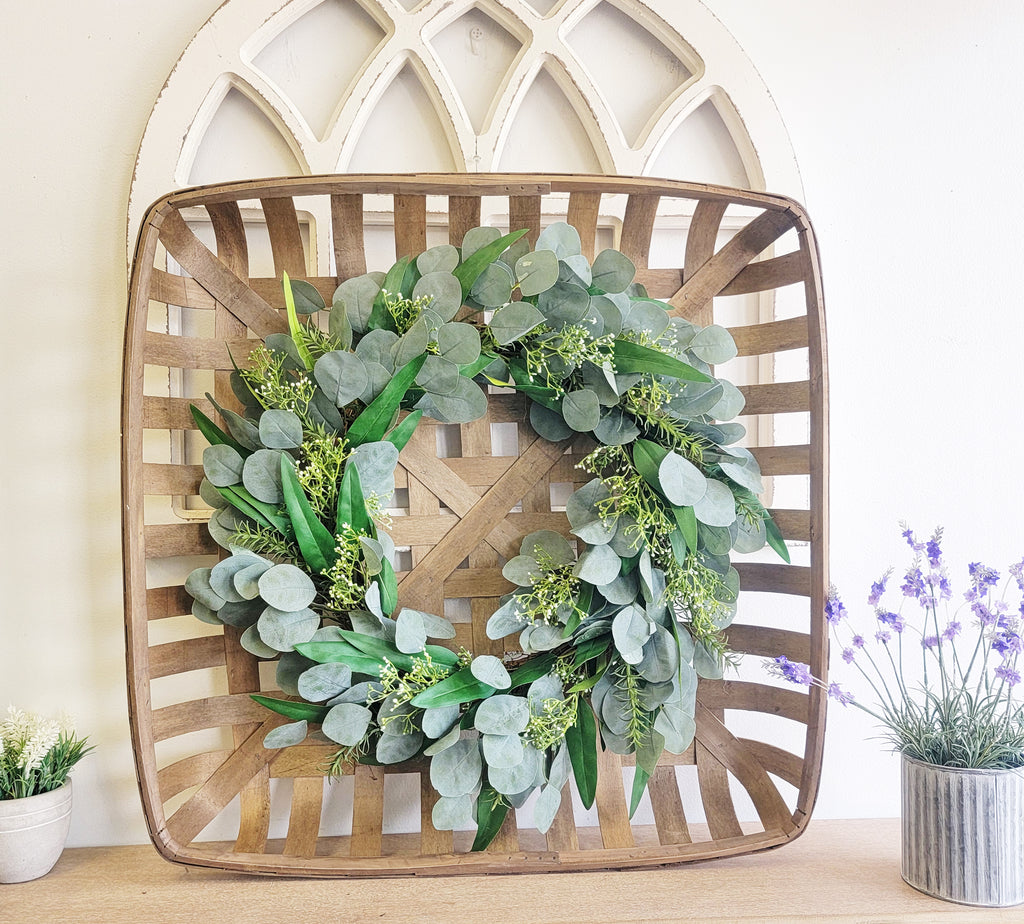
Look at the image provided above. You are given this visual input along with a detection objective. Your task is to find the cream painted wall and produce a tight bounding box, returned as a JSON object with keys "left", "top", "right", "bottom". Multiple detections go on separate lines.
{"left": 2, "top": 0, "right": 1022, "bottom": 847}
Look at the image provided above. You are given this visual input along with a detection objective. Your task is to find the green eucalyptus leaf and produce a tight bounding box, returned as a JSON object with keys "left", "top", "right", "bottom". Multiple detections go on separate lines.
{"left": 719, "top": 447, "right": 764, "bottom": 494}
{"left": 432, "top": 794, "right": 475, "bottom": 830}
{"left": 533, "top": 783, "right": 562, "bottom": 834}
{"left": 392, "top": 317, "right": 430, "bottom": 368}
{"left": 257, "top": 606, "right": 319, "bottom": 652}
{"left": 689, "top": 324, "right": 738, "bottom": 364}
{"left": 376, "top": 730, "right": 423, "bottom": 764}
{"left": 515, "top": 250, "right": 559, "bottom": 296}
{"left": 470, "top": 655, "right": 511, "bottom": 690}
{"left": 520, "top": 530, "right": 575, "bottom": 566}
{"left": 412, "top": 271, "right": 464, "bottom": 322}
{"left": 502, "top": 554, "right": 542, "bottom": 587}
{"left": 417, "top": 244, "right": 460, "bottom": 276}
{"left": 709, "top": 379, "right": 746, "bottom": 421}
{"left": 659, "top": 450, "right": 708, "bottom": 506}
{"left": 591, "top": 248, "right": 635, "bottom": 293}
{"left": 612, "top": 604, "right": 653, "bottom": 661}
{"left": 561, "top": 388, "right": 601, "bottom": 432}
{"left": 561, "top": 253, "right": 593, "bottom": 287}
{"left": 430, "top": 737, "right": 483, "bottom": 797}
{"left": 242, "top": 449, "right": 284, "bottom": 504}
{"left": 535, "top": 222, "right": 582, "bottom": 258}
{"left": 482, "top": 732, "right": 525, "bottom": 770}
{"left": 289, "top": 278, "right": 327, "bottom": 315}
{"left": 460, "top": 226, "right": 502, "bottom": 259}
{"left": 298, "top": 662, "right": 353, "bottom": 702}
{"left": 487, "top": 744, "right": 541, "bottom": 796}
{"left": 436, "top": 322, "right": 481, "bottom": 365}
{"left": 263, "top": 720, "right": 308, "bottom": 749}
{"left": 621, "top": 299, "right": 670, "bottom": 339}
{"left": 199, "top": 477, "right": 229, "bottom": 509}
{"left": 322, "top": 703, "right": 373, "bottom": 746}
{"left": 203, "top": 444, "right": 244, "bottom": 487}
{"left": 256, "top": 409, "right": 303, "bottom": 450}
{"left": 416, "top": 375, "right": 487, "bottom": 424}
{"left": 185, "top": 568, "right": 225, "bottom": 611}
{"left": 395, "top": 608, "right": 427, "bottom": 654}
{"left": 313, "top": 351, "right": 370, "bottom": 408}
{"left": 593, "top": 407, "right": 640, "bottom": 446}
{"left": 335, "top": 275, "right": 382, "bottom": 334}
{"left": 329, "top": 301, "right": 353, "bottom": 349}
{"left": 528, "top": 402, "right": 573, "bottom": 441}
{"left": 573, "top": 544, "right": 621, "bottom": 586}
{"left": 354, "top": 328, "right": 399, "bottom": 371}
{"left": 537, "top": 281, "right": 589, "bottom": 325}
{"left": 566, "top": 479, "right": 615, "bottom": 545}
{"left": 416, "top": 354, "right": 461, "bottom": 396}
{"left": 470, "top": 261, "right": 515, "bottom": 308}
{"left": 693, "top": 479, "right": 737, "bottom": 527}
{"left": 348, "top": 440, "right": 399, "bottom": 501}
{"left": 424, "top": 723, "right": 463, "bottom": 756}
{"left": 257, "top": 563, "right": 317, "bottom": 611}
{"left": 489, "top": 302, "right": 546, "bottom": 345}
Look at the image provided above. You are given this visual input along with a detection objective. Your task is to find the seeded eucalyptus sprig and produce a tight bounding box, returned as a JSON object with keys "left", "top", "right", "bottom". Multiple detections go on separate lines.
{"left": 184, "top": 222, "right": 788, "bottom": 848}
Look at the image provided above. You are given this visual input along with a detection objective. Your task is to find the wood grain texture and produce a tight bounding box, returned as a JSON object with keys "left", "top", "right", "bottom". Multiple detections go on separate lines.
{"left": 9, "top": 821, "right": 1012, "bottom": 922}
{"left": 123, "top": 174, "right": 828, "bottom": 877}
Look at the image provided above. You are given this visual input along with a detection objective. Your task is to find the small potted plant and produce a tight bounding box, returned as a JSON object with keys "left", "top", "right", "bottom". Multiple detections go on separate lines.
{"left": 767, "top": 525, "right": 1024, "bottom": 907}
{"left": 0, "top": 707, "right": 92, "bottom": 883}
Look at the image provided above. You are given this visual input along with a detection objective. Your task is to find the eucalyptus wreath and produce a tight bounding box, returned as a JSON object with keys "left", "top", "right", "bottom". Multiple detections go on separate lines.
{"left": 184, "top": 221, "right": 788, "bottom": 849}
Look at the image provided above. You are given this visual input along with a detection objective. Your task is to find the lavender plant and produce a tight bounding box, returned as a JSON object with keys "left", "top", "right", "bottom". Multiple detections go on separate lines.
{"left": 0, "top": 707, "right": 92, "bottom": 800}
{"left": 768, "top": 525, "right": 1024, "bottom": 769}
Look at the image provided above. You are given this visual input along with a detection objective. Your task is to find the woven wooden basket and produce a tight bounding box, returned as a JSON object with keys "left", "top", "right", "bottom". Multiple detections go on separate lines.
{"left": 122, "top": 173, "right": 828, "bottom": 876}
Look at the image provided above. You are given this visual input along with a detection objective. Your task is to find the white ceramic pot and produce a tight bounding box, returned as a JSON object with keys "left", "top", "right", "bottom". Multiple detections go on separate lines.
{"left": 0, "top": 780, "right": 73, "bottom": 883}
{"left": 902, "top": 755, "right": 1024, "bottom": 906}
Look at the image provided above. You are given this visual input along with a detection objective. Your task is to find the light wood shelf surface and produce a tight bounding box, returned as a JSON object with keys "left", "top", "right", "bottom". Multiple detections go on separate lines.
{"left": 4, "top": 819, "right": 1024, "bottom": 922}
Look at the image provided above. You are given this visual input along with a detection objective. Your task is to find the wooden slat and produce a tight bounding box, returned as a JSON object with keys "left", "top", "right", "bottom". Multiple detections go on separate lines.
{"left": 350, "top": 765, "right": 384, "bottom": 858}
{"left": 733, "top": 562, "right": 812, "bottom": 596}
{"left": 152, "top": 693, "right": 269, "bottom": 742}
{"left": 695, "top": 713, "right": 743, "bottom": 840}
{"left": 284, "top": 777, "right": 325, "bottom": 857}
{"left": 142, "top": 395, "right": 214, "bottom": 430}
{"left": 146, "top": 584, "right": 195, "bottom": 620}
{"left": 730, "top": 316, "right": 808, "bottom": 357}
{"left": 647, "top": 765, "right": 690, "bottom": 845}
{"left": 206, "top": 202, "right": 249, "bottom": 278}
{"left": 331, "top": 193, "right": 367, "bottom": 280}
{"left": 163, "top": 715, "right": 284, "bottom": 847}
{"left": 566, "top": 190, "right": 602, "bottom": 261}
{"left": 594, "top": 747, "right": 633, "bottom": 848}
{"left": 544, "top": 793, "right": 580, "bottom": 851}
{"left": 150, "top": 268, "right": 218, "bottom": 309}
{"left": 419, "top": 774, "right": 453, "bottom": 855}
{"left": 397, "top": 435, "right": 570, "bottom": 610}
{"left": 670, "top": 209, "right": 794, "bottom": 320}
{"left": 394, "top": 194, "right": 428, "bottom": 257}
{"left": 619, "top": 193, "right": 659, "bottom": 267}
{"left": 768, "top": 508, "right": 811, "bottom": 542}
{"left": 738, "top": 381, "right": 810, "bottom": 415}
{"left": 261, "top": 196, "right": 306, "bottom": 278}
{"left": 158, "top": 209, "right": 287, "bottom": 340}
{"left": 739, "top": 740, "right": 804, "bottom": 790}
{"left": 698, "top": 680, "right": 811, "bottom": 724}
{"left": 682, "top": 199, "right": 728, "bottom": 326}
{"left": 157, "top": 750, "right": 231, "bottom": 801}
{"left": 145, "top": 523, "right": 217, "bottom": 558}
{"left": 694, "top": 703, "right": 796, "bottom": 835}
{"left": 148, "top": 636, "right": 225, "bottom": 679}
{"left": 509, "top": 194, "right": 542, "bottom": 247}
{"left": 749, "top": 444, "right": 810, "bottom": 476}
{"left": 720, "top": 251, "right": 807, "bottom": 295}
{"left": 143, "top": 331, "right": 251, "bottom": 371}
{"left": 447, "top": 196, "right": 481, "bottom": 247}
{"left": 143, "top": 463, "right": 203, "bottom": 496}
{"left": 723, "top": 624, "right": 811, "bottom": 662}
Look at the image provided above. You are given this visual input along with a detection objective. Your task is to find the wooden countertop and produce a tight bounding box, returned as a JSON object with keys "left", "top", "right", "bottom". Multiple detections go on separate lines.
{"left": 3, "top": 818, "right": 1023, "bottom": 922}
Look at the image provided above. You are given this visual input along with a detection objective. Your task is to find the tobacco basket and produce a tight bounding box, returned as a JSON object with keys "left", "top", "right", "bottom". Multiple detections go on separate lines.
{"left": 123, "top": 174, "right": 828, "bottom": 875}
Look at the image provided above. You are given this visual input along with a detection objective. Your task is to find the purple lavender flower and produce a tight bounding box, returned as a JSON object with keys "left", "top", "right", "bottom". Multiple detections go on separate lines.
{"left": 852, "top": 635, "right": 866, "bottom": 649}
{"left": 942, "top": 620, "right": 962, "bottom": 641}
{"left": 926, "top": 533, "right": 943, "bottom": 568}
{"left": 877, "top": 610, "right": 905, "bottom": 633}
{"left": 921, "top": 635, "right": 939, "bottom": 649}
{"left": 995, "top": 664, "right": 1021, "bottom": 687}
{"left": 767, "top": 655, "right": 814, "bottom": 687}
{"left": 867, "top": 569, "right": 892, "bottom": 606}
{"left": 875, "top": 629, "right": 892, "bottom": 644}
{"left": 827, "top": 682, "right": 855, "bottom": 705}
{"left": 825, "top": 585, "right": 847, "bottom": 624}
{"left": 972, "top": 600, "right": 998, "bottom": 627}
{"left": 842, "top": 648, "right": 856, "bottom": 664}
{"left": 1010, "top": 558, "right": 1024, "bottom": 591}
{"left": 901, "top": 567, "right": 926, "bottom": 600}
{"left": 969, "top": 562, "right": 1000, "bottom": 591}
{"left": 992, "top": 629, "right": 1022, "bottom": 658}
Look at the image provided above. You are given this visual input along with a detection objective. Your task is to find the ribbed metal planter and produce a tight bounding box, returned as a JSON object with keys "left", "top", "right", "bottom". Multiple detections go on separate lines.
{"left": 902, "top": 754, "right": 1024, "bottom": 906}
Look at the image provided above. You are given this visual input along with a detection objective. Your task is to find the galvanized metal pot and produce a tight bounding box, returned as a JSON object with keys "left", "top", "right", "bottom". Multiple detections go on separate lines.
{"left": 902, "top": 754, "right": 1024, "bottom": 906}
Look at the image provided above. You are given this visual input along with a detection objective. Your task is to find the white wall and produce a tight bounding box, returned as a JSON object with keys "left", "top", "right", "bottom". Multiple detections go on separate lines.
{"left": 2, "top": 0, "right": 1022, "bottom": 846}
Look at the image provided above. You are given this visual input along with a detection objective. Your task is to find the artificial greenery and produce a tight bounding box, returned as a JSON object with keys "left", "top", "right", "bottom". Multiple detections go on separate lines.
{"left": 0, "top": 707, "right": 92, "bottom": 801}
{"left": 185, "top": 221, "right": 788, "bottom": 847}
